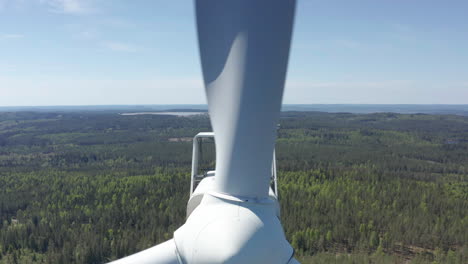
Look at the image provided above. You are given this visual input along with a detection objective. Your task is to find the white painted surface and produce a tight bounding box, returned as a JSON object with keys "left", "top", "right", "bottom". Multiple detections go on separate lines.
{"left": 175, "top": 193, "right": 293, "bottom": 264}
{"left": 109, "top": 239, "right": 180, "bottom": 264}
{"left": 187, "top": 176, "right": 280, "bottom": 218}
{"left": 197, "top": 0, "right": 296, "bottom": 199}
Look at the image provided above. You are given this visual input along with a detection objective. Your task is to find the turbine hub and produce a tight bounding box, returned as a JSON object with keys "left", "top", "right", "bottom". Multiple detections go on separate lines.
{"left": 174, "top": 194, "right": 294, "bottom": 264}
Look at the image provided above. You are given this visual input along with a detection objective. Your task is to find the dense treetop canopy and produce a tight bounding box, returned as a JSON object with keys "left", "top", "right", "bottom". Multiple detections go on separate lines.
{"left": 0, "top": 111, "right": 466, "bottom": 263}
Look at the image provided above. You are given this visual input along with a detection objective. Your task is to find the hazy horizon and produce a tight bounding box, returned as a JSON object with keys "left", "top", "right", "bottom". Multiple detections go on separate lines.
{"left": 2, "top": 103, "right": 467, "bottom": 116}
{"left": 1, "top": 103, "right": 468, "bottom": 107}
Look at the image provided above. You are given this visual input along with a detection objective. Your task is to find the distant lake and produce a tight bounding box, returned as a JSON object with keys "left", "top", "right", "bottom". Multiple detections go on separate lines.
{"left": 120, "top": 112, "right": 206, "bottom": 116}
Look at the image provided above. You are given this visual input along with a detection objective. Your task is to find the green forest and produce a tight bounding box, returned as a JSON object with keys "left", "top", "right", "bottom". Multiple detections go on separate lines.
{"left": 0, "top": 111, "right": 467, "bottom": 263}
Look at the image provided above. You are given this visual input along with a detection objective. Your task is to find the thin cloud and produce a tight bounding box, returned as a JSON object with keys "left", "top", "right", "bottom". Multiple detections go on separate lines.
{"left": 287, "top": 80, "right": 413, "bottom": 89}
{"left": 0, "top": 76, "right": 205, "bottom": 106}
{"left": 39, "top": 0, "right": 94, "bottom": 14}
{"left": 79, "top": 30, "right": 93, "bottom": 38}
{"left": 284, "top": 80, "right": 468, "bottom": 104}
{"left": 101, "top": 41, "right": 138, "bottom": 52}
{"left": 73, "top": 30, "right": 97, "bottom": 40}
{"left": 101, "top": 18, "right": 134, "bottom": 29}
{"left": 0, "top": 0, "right": 15, "bottom": 11}
{"left": 2, "top": 34, "right": 24, "bottom": 39}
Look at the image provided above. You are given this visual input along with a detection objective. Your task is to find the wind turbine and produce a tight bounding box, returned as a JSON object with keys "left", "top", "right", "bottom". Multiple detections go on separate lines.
{"left": 111, "top": 0, "right": 297, "bottom": 263}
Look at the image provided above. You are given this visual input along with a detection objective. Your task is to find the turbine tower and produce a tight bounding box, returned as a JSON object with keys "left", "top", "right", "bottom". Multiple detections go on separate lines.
{"left": 111, "top": 0, "right": 297, "bottom": 263}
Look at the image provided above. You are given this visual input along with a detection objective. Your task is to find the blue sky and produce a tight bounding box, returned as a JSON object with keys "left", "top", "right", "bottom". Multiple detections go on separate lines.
{"left": 1, "top": 0, "right": 467, "bottom": 106}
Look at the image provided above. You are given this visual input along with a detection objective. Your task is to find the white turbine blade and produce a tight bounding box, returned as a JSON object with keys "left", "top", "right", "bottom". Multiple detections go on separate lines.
{"left": 196, "top": 0, "right": 296, "bottom": 199}
{"left": 108, "top": 239, "right": 179, "bottom": 264}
